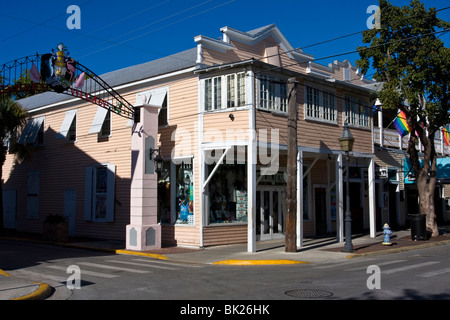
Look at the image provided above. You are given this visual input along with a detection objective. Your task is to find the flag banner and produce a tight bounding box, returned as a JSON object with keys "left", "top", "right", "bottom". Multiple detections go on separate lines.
{"left": 443, "top": 125, "right": 450, "bottom": 146}
{"left": 393, "top": 111, "right": 412, "bottom": 137}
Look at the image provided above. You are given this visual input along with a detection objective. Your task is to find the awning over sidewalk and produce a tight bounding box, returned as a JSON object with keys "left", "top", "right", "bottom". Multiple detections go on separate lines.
{"left": 404, "top": 157, "right": 450, "bottom": 184}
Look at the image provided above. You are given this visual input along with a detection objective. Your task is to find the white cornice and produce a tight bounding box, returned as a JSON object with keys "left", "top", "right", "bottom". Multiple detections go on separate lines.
{"left": 194, "top": 35, "right": 234, "bottom": 53}
{"left": 220, "top": 25, "right": 314, "bottom": 63}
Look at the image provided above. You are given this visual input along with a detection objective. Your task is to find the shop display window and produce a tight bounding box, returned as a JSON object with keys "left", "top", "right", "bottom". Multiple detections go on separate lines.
{"left": 207, "top": 164, "right": 247, "bottom": 224}
{"left": 176, "top": 161, "right": 194, "bottom": 225}
{"left": 157, "top": 159, "right": 195, "bottom": 226}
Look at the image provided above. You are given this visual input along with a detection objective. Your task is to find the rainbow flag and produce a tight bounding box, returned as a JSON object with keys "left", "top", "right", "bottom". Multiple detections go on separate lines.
{"left": 443, "top": 125, "right": 450, "bottom": 146}
{"left": 393, "top": 111, "right": 412, "bottom": 137}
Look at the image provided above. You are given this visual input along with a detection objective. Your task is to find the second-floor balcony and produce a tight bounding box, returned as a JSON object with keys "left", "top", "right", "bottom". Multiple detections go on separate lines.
{"left": 373, "top": 126, "right": 450, "bottom": 155}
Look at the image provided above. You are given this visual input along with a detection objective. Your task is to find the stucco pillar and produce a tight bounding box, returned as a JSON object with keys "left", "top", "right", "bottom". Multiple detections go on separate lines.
{"left": 126, "top": 103, "right": 161, "bottom": 251}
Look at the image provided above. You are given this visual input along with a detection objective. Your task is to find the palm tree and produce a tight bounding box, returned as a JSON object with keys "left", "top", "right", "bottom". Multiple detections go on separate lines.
{"left": 0, "top": 95, "right": 29, "bottom": 232}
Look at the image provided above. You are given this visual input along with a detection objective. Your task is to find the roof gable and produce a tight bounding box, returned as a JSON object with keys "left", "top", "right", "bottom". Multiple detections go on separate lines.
{"left": 220, "top": 24, "right": 314, "bottom": 62}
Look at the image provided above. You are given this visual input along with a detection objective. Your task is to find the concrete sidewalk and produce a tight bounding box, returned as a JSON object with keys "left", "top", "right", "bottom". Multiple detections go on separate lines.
{"left": 1, "top": 226, "right": 449, "bottom": 300}
{"left": 0, "top": 269, "right": 52, "bottom": 300}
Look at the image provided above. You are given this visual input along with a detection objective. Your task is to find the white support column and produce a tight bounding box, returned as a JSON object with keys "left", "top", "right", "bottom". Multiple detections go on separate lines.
{"left": 336, "top": 153, "right": 344, "bottom": 242}
{"left": 326, "top": 157, "right": 332, "bottom": 233}
{"left": 297, "top": 149, "right": 303, "bottom": 248}
{"left": 378, "top": 102, "right": 383, "bottom": 147}
{"left": 127, "top": 104, "right": 162, "bottom": 251}
{"left": 247, "top": 70, "right": 256, "bottom": 253}
{"left": 368, "top": 157, "right": 377, "bottom": 238}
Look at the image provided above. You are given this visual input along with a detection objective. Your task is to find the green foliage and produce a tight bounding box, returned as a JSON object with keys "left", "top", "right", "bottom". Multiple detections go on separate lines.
{"left": 357, "top": 0, "right": 450, "bottom": 134}
{"left": 0, "top": 96, "right": 30, "bottom": 163}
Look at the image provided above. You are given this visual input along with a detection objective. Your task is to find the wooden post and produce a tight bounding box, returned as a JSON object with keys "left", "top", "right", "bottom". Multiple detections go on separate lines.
{"left": 286, "top": 78, "right": 298, "bottom": 252}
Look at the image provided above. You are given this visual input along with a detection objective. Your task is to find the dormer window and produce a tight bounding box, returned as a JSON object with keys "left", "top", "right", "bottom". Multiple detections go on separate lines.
{"left": 343, "top": 68, "right": 352, "bottom": 81}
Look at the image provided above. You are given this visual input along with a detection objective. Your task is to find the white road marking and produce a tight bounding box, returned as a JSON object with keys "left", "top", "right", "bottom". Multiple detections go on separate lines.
{"left": 46, "top": 264, "right": 119, "bottom": 278}
{"left": 383, "top": 261, "right": 440, "bottom": 274}
{"left": 105, "top": 259, "right": 178, "bottom": 270}
{"left": 78, "top": 262, "right": 150, "bottom": 274}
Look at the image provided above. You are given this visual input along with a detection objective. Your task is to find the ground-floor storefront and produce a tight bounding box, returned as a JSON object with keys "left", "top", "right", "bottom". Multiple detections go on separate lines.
{"left": 149, "top": 140, "right": 379, "bottom": 252}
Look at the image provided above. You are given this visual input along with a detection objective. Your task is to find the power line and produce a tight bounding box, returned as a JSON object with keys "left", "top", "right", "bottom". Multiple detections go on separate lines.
{"left": 78, "top": 0, "right": 236, "bottom": 60}
{"left": 257, "top": 6, "right": 450, "bottom": 68}
{"left": 0, "top": 0, "right": 96, "bottom": 45}
{"left": 256, "top": 28, "right": 450, "bottom": 76}
{"left": 0, "top": 0, "right": 231, "bottom": 67}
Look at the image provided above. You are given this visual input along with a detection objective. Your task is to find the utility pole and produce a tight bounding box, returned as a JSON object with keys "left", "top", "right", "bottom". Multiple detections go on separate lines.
{"left": 285, "top": 77, "right": 298, "bottom": 253}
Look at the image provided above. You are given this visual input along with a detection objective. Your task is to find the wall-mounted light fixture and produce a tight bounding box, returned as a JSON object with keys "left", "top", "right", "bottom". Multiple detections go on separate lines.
{"left": 149, "top": 147, "right": 164, "bottom": 174}
{"left": 229, "top": 113, "right": 235, "bottom": 121}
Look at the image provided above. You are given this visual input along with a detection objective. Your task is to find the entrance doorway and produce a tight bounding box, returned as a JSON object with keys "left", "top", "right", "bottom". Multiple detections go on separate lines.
{"left": 314, "top": 187, "right": 327, "bottom": 235}
{"left": 256, "top": 186, "right": 286, "bottom": 240}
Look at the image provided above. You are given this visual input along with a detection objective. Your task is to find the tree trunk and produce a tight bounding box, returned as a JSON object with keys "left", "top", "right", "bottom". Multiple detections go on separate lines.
{"left": 408, "top": 132, "right": 439, "bottom": 238}
{"left": 417, "top": 173, "right": 439, "bottom": 237}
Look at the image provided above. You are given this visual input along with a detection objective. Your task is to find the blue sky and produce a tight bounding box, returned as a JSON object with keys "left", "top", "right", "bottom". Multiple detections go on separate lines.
{"left": 1, "top": 0, "right": 449, "bottom": 78}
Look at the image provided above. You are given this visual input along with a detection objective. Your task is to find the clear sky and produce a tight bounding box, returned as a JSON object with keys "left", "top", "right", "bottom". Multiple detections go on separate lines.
{"left": 0, "top": 0, "right": 448, "bottom": 79}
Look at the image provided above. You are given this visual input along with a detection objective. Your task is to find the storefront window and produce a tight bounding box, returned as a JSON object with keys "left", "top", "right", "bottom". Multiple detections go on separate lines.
{"left": 207, "top": 164, "right": 247, "bottom": 224}
{"left": 176, "top": 161, "right": 194, "bottom": 225}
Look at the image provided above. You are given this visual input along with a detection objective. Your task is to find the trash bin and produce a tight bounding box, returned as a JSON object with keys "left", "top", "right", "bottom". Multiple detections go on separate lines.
{"left": 409, "top": 214, "right": 427, "bottom": 241}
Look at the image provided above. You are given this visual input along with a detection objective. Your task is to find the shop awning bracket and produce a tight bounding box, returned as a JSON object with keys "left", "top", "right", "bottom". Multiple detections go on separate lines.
{"left": 203, "top": 147, "right": 232, "bottom": 191}
{"left": 303, "top": 156, "right": 320, "bottom": 178}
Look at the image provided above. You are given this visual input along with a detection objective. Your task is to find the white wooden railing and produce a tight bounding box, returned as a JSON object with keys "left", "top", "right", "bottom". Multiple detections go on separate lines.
{"left": 373, "top": 127, "right": 450, "bottom": 155}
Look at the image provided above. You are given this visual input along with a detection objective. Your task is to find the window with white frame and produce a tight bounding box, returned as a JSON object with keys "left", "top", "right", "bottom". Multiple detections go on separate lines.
{"left": 18, "top": 116, "right": 45, "bottom": 146}
{"left": 305, "top": 86, "right": 336, "bottom": 122}
{"left": 89, "top": 107, "right": 111, "bottom": 140}
{"left": 344, "top": 96, "right": 370, "bottom": 128}
{"left": 204, "top": 78, "right": 213, "bottom": 110}
{"left": 203, "top": 72, "right": 246, "bottom": 111}
{"left": 57, "top": 109, "right": 77, "bottom": 142}
{"left": 100, "top": 111, "right": 111, "bottom": 138}
{"left": 213, "top": 77, "right": 222, "bottom": 110}
{"left": 258, "top": 76, "right": 287, "bottom": 113}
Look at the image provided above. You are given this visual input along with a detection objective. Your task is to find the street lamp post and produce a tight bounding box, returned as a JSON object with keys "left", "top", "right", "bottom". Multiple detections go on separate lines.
{"left": 339, "top": 123, "right": 354, "bottom": 252}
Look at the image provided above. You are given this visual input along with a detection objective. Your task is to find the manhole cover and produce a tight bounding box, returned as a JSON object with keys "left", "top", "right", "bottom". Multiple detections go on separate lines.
{"left": 285, "top": 289, "right": 334, "bottom": 299}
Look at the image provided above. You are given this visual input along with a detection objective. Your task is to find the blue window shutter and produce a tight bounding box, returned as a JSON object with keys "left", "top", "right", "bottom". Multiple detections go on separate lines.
{"left": 106, "top": 164, "right": 116, "bottom": 222}
{"left": 84, "top": 167, "right": 93, "bottom": 221}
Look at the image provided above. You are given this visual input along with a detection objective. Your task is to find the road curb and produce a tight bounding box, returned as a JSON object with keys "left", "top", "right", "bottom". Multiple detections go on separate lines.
{"left": 0, "top": 268, "right": 53, "bottom": 301}
{"left": 11, "top": 282, "right": 52, "bottom": 301}
{"left": 115, "top": 249, "right": 168, "bottom": 260}
{"left": 213, "top": 259, "right": 310, "bottom": 266}
{"left": 345, "top": 239, "right": 450, "bottom": 259}
{"left": 0, "top": 269, "right": 11, "bottom": 277}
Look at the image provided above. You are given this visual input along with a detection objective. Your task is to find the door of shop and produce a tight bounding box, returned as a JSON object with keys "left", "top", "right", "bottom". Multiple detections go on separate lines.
{"left": 256, "top": 186, "right": 287, "bottom": 240}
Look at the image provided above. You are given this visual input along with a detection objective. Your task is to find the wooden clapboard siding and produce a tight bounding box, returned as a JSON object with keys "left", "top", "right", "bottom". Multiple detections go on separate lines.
{"left": 2, "top": 72, "right": 202, "bottom": 240}
{"left": 203, "top": 110, "right": 250, "bottom": 143}
{"left": 2, "top": 99, "right": 133, "bottom": 239}
{"left": 202, "top": 224, "right": 247, "bottom": 246}
{"left": 255, "top": 110, "right": 288, "bottom": 146}
{"left": 162, "top": 225, "right": 201, "bottom": 247}
{"left": 202, "top": 37, "right": 309, "bottom": 76}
